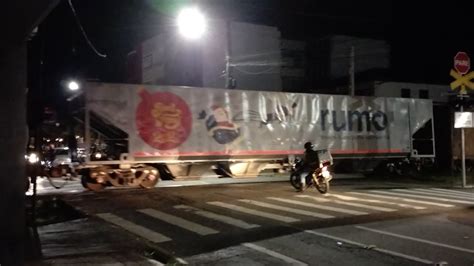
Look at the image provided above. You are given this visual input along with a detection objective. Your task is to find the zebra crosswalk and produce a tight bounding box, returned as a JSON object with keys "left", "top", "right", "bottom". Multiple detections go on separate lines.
{"left": 323, "top": 193, "right": 427, "bottom": 210}
{"left": 96, "top": 188, "right": 473, "bottom": 245}
{"left": 138, "top": 208, "right": 219, "bottom": 236}
{"left": 348, "top": 191, "right": 455, "bottom": 207}
{"left": 208, "top": 201, "right": 300, "bottom": 223}
{"left": 238, "top": 199, "right": 336, "bottom": 219}
{"left": 174, "top": 205, "right": 260, "bottom": 229}
{"left": 96, "top": 213, "right": 172, "bottom": 243}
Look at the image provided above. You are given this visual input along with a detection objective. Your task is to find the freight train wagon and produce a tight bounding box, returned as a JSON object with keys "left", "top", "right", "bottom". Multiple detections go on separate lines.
{"left": 79, "top": 83, "right": 435, "bottom": 190}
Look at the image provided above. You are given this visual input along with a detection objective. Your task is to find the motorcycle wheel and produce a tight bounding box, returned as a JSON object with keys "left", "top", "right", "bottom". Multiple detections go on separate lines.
{"left": 290, "top": 173, "right": 303, "bottom": 190}
{"left": 315, "top": 176, "right": 329, "bottom": 194}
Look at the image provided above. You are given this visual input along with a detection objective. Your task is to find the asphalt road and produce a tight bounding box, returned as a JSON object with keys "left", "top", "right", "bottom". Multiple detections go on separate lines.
{"left": 48, "top": 179, "right": 474, "bottom": 265}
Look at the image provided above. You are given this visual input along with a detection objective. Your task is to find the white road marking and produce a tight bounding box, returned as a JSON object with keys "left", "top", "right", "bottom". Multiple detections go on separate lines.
{"left": 174, "top": 205, "right": 260, "bottom": 229}
{"left": 242, "top": 243, "right": 308, "bottom": 266}
{"left": 304, "top": 230, "right": 433, "bottom": 265}
{"left": 240, "top": 199, "right": 333, "bottom": 219}
{"left": 138, "top": 208, "right": 219, "bottom": 236}
{"left": 319, "top": 196, "right": 397, "bottom": 212}
{"left": 96, "top": 213, "right": 171, "bottom": 243}
{"left": 421, "top": 188, "right": 474, "bottom": 198}
{"left": 145, "top": 258, "right": 165, "bottom": 265}
{"left": 348, "top": 192, "right": 454, "bottom": 208}
{"left": 372, "top": 190, "right": 473, "bottom": 205}
{"left": 294, "top": 195, "right": 369, "bottom": 215}
{"left": 402, "top": 189, "right": 474, "bottom": 200}
{"left": 429, "top": 188, "right": 474, "bottom": 197}
{"left": 174, "top": 258, "right": 188, "bottom": 265}
{"left": 356, "top": 226, "right": 474, "bottom": 254}
{"left": 329, "top": 193, "right": 426, "bottom": 210}
{"left": 265, "top": 198, "right": 335, "bottom": 218}
{"left": 207, "top": 201, "right": 299, "bottom": 223}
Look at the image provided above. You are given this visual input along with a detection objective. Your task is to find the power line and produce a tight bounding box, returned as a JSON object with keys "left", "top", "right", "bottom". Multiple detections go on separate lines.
{"left": 68, "top": 0, "right": 107, "bottom": 58}
{"left": 233, "top": 66, "right": 279, "bottom": 75}
{"left": 231, "top": 61, "right": 284, "bottom": 67}
{"left": 232, "top": 51, "right": 281, "bottom": 61}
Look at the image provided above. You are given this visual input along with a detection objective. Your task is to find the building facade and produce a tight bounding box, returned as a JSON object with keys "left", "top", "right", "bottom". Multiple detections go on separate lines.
{"left": 128, "top": 21, "right": 283, "bottom": 91}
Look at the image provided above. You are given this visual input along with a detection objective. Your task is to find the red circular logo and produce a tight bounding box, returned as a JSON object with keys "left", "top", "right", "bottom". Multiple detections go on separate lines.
{"left": 136, "top": 90, "right": 192, "bottom": 150}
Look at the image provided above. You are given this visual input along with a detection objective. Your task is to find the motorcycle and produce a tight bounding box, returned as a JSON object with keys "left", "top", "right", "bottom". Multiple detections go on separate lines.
{"left": 290, "top": 149, "right": 333, "bottom": 194}
{"left": 25, "top": 151, "right": 75, "bottom": 193}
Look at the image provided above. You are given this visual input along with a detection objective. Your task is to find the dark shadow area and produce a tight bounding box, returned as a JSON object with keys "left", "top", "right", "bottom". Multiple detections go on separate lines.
{"left": 25, "top": 195, "right": 85, "bottom": 263}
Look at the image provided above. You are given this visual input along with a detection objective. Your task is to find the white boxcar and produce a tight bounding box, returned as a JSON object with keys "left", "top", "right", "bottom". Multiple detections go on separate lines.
{"left": 80, "top": 83, "right": 435, "bottom": 189}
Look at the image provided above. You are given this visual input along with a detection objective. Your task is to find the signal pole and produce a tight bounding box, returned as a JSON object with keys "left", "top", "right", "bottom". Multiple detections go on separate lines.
{"left": 349, "top": 46, "right": 355, "bottom": 96}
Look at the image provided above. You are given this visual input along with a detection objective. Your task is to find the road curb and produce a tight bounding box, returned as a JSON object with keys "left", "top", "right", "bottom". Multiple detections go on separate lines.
{"left": 143, "top": 243, "right": 187, "bottom": 265}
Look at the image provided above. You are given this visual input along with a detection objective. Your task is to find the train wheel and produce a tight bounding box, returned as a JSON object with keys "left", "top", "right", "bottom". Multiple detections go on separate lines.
{"left": 108, "top": 171, "right": 127, "bottom": 187}
{"left": 140, "top": 169, "right": 159, "bottom": 189}
{"left": 81, "top": 175, "right": 105, "bottom": 191}
{"left": 85, "top": 181, "right": 105, "bottom": 191}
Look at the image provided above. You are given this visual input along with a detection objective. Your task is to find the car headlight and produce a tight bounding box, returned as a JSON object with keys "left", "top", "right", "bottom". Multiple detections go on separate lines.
{"left": 27, "top": 153, "right": 39, "bottom": 164}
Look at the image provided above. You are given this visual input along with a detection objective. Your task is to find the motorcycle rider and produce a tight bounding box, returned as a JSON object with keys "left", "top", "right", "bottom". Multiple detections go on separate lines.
{"left": 297, "top": 141, "right": 320, "bottom": 190}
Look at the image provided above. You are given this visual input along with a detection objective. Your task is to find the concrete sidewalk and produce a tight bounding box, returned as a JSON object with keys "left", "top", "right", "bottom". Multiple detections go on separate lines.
{"left": 34, "top": 253, "right": 163, "bottom": 265}
{"left": 27, "top": 218, "right": 167, "bottom": 265}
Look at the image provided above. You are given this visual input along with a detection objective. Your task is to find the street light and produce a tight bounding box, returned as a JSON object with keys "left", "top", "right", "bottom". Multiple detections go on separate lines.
{"left": 177, "top": 7, "right": 206, "bottom": 40}
{"left": 68, "top": 80, "right": 80, "bottom": 91}
{"left": 176, "top": 7, "right": 234, "bottom": 88}
{"left": 64, "top": 79, "right": 82, "bottom": 162}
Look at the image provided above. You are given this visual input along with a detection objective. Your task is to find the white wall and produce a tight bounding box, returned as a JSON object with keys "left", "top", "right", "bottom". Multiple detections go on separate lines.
{"left": 141, "top": 21, "right": 283, "bottom": 91}
{"left": 374, "top": 81, "right": 450, "bottom": 103}
{"left": 202, "top": 21, "right": 282, "bottom": 91}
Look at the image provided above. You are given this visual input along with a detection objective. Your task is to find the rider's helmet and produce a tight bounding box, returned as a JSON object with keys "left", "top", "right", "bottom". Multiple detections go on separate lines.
{"left": 304, "top": 142, "right": 313, "bottom": 150}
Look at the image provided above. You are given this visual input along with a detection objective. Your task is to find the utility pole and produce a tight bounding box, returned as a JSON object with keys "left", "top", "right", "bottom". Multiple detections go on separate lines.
{"left": 224, "top": 20, "right": 234, "bottom": 89}
{"left": 349, "top": 45, "right": 355, "bottom": 96}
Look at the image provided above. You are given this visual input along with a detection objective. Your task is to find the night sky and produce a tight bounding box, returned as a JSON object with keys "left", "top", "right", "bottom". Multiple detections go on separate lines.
{"left": 27, "top": 0, "right": 474, "bottom": 126}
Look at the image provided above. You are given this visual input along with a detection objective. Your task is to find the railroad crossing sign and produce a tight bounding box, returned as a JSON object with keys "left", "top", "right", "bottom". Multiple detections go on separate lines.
{"left": 454, "top": 51, "right": 470, "bottom": 74}
{"left": 450, "top": 51, "right": 474, "bottom": 94}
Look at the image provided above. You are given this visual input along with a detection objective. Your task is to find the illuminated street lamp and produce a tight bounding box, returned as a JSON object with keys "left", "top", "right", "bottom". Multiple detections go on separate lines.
{"left": 176, "top": 7, "right": 234, "bottom": 88}
{"left": 177, "top": 7, "right": 206, "bottom": 39}
{"left": 67, "top": 80, "right": 80, "bottom": 91}
{"left": 64, "top": 79, "right": 82, "bottom": 162}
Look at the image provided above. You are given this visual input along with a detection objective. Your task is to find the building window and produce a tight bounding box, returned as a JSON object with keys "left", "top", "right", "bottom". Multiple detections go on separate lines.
{"left": 401, "top": 88, "right": 411, "bottom": 98}
{"left": 419, "top": 89, "right": 429, "bottom": 99}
